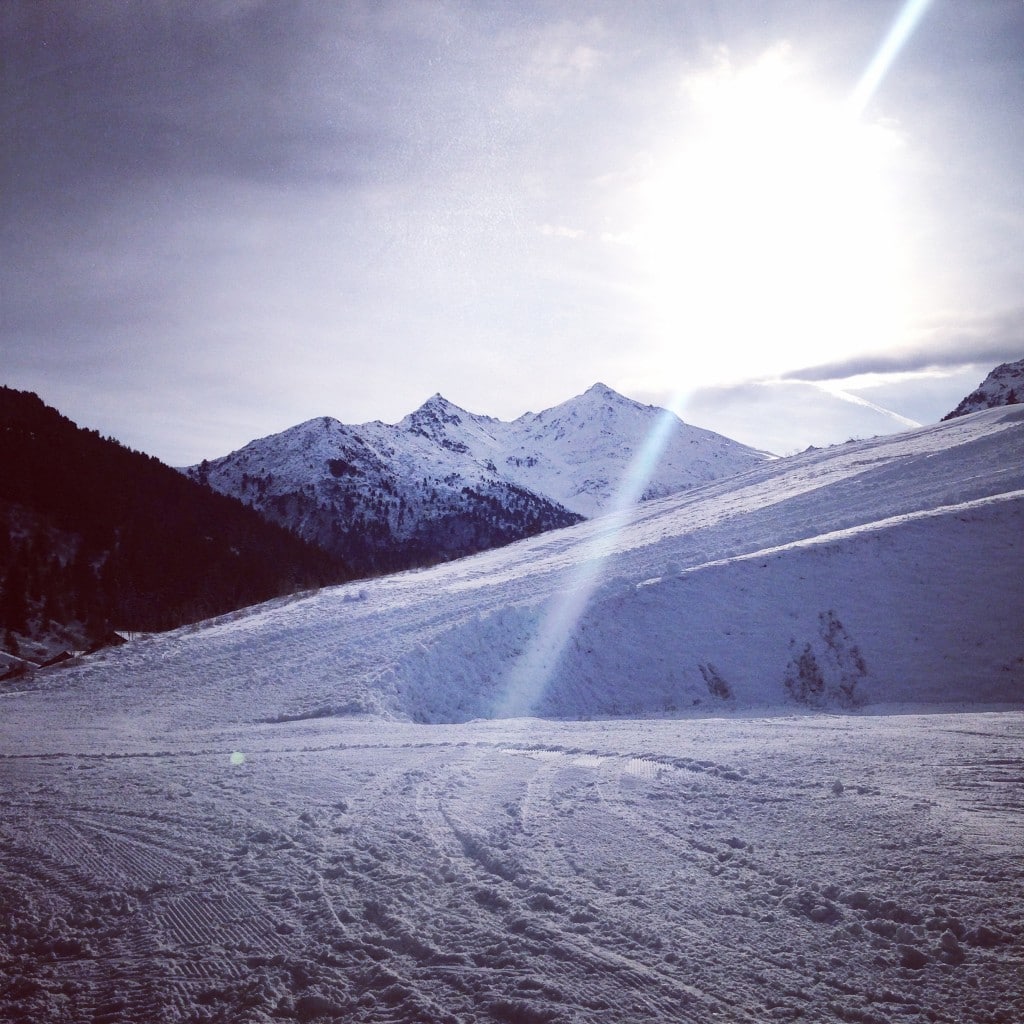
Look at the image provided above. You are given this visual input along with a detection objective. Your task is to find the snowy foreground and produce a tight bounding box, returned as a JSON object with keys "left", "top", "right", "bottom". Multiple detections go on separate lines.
{"left": 1, "top": 714, "right": 1022, "bottom": 1023}
{"left": 1, "top": 407, "right": 1022, "bottom": 1021}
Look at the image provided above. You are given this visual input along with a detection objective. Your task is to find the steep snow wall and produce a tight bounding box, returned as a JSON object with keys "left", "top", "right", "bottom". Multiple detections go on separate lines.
{"left": 388, "top": 493, "right": 1024, "bottom": 721}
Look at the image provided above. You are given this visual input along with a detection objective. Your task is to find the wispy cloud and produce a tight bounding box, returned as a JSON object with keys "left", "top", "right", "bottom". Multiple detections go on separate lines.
{"left": 513, "top": 18, "right": 605, "bottom": 101}
{"left": 812, "top": 383, "right": 921, "bottom": 429}
{"left": 782, "top": 309, "right": 1024, "bottom": 382}
{"left": 539, "top": 223, "right": 587, "bottom": 240}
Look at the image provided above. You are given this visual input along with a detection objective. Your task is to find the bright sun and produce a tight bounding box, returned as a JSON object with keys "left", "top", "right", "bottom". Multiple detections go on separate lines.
{"left": 627, "top": 46, "right": 914, "bottom": 385}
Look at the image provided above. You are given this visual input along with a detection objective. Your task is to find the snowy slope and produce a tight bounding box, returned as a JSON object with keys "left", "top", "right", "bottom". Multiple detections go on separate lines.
{"left": 2, "top": 711, "right": 1022, "bottom": 1024}
{"left": 943, "top": 357, "right": 1024, "bottom": 419}
{"left": 501, "top": 383, "right": 768, "bottom": 515}
{"left": 2, "top": 407, "right": 1023, "bottom": 1024}
{"left": 183, "top": 384, "right": 768, "bottom": 570}
{"left": 18, "top": 404, "right": 1023, "bottom": 741}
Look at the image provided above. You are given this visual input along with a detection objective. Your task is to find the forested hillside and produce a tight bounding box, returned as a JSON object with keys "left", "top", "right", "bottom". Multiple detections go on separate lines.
{"left": 0, "top": 388, "right": 347, "bottom": 664}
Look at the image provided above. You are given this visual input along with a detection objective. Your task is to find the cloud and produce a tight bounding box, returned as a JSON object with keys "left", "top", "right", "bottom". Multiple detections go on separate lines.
{"left": 815, "top": 384, "right": 921, "bottom": 429}
{"left": 781, "top": 309, "right": 1024, "bottom": 382}
{"left": 4, "top": 1, "right": 1023, "bottom": 467}
{"left": 670, "top": 378, "right": 927, "bottom": 455}
{"left": 539, "top": 223, "right": 587, "bottom": 240}
{"left": 1, "top": 1, "right": 463, "bottom": 214}
{"left": 526, "top": 27, "right": 602, "bottom": 87}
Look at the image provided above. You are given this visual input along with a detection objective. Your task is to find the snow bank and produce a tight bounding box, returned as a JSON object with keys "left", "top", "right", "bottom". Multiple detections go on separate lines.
{"left": 387, "top": 493, "right": 1024, "bottom": 720}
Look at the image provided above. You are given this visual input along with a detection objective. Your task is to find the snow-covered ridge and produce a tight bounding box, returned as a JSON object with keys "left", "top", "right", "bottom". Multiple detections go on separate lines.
{"left": 191, "top": 383, "right": 769, "bottom": 518}
{"left": 183, "top": 383, "right": 769, "bottom": 573}
{"left": 944, "top": 357, "right": 1024, "bottom": 419}
{"left": 31, "top": 403, "right": 1024, "bottom": 736}
{"left": 501, "top": 382, "right": 768, "bottom": 514}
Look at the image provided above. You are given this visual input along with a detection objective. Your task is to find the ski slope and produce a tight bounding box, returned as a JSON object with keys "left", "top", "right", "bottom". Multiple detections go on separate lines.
{"left": 2, "top": 713, "right": 1022, "bottom": 1023}
{"left": 9, "top": 404, "right": 1022, "bottom": 741}
{"left": 1, "top": 407, "right": 1022, "bottom": 1022}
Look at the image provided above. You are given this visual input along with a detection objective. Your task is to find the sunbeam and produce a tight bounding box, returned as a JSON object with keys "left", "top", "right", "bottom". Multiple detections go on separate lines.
{"left": 849, "top": 0, "right": 934, "bottom": 115}
{"left": 494, "top": 396, "right": 690, "bottom": 718}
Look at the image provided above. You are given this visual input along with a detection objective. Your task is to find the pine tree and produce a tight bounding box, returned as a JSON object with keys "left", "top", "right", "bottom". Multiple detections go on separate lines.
{"left": 1, "top": 557, "right": 29, "bottom": 633}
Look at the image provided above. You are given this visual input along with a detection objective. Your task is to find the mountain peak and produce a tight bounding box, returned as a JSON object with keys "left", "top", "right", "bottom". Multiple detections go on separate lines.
{"left": 538, "top": 383, "right": 648, "bottom": 423}
{"left": 294, "top": 415, "right": 345, "bottom": 433}
{"left": 576, "top": 383, "right": 653, "bottom": 413}
{"left": 584, "top": 382, "right": 629, "bottom": 402}
{"left": 943, "top": 358, "right": 1024, "bottom": 420}
{"left": 401, "top": 393, "right": 472, "bottom": 447}
{"left": 407, "top": 392, "right": 466, "bottom": 418}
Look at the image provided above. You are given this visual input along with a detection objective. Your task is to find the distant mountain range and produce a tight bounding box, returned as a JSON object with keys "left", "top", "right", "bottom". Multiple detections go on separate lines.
{"left": 3, "top": 364, "right": 1018, "bottom": 670}
{"left": 943, "top": 358, "right": 1023, "bottom": 419}
{"left": 183, "top": 383, "right": 769, "bottom": 575}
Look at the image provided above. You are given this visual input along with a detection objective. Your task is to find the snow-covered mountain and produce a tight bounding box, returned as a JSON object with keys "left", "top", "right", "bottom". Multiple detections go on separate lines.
{"left": 943, "top": 357, "right": 1024, "bottom": 419}
{"left": 45, "top": 402, "right": 1024, "bottom": 734}
{"left": 5, "top": 406, "right": 1023, "bottom": 1024}
{"left": 185, "top": 384, "right": 768, "bottom": 573}
{"left": 188, "top": 405, "right": 582, "bottom": 576}
{"left": 497, "top": 383, "right": 768, "bottom": 514}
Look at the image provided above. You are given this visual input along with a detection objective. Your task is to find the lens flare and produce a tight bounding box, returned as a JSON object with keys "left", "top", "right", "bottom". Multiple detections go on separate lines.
{"left": 493, "top": 397, "right": 688, "bottom": 718}
{"left": 493, "top": 3, "right": 936, "bottom": 721}
{"left": 849, "top": 0, "right": 934, "bottom": 115}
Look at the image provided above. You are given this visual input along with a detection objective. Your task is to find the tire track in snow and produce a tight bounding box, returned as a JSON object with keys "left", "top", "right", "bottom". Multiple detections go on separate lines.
{"left": 589, "top": 755, "right": 818, "bottom": 1016}
{"left": 933, "top": 753, "right": 1024, "bottom": 852}
{"left": 536, "top": 746, "right": 911, "bottom": 1021}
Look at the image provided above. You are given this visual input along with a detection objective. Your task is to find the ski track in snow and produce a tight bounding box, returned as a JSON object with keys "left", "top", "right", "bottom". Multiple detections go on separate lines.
{"left": 1, "top": 407, "right": 1022, "bottom": 1021}
{"left": 0, "top": 715, "right": 1022, "bottom": 1023}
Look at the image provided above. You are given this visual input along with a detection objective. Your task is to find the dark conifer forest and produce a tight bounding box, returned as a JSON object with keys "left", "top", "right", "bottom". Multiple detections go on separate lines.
{"left": 0, "top": 387, "right": 348, "bottom": 661}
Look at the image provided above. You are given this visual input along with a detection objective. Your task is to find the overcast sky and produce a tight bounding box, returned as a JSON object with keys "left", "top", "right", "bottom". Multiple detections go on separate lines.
{"left": 3, "top": 0, "right": 1022, "bottom": 462}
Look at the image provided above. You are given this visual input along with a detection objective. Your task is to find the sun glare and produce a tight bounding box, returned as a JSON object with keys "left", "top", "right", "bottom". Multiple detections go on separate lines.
{"left": 628, "top": 46, "right": 913, "bottom": 385}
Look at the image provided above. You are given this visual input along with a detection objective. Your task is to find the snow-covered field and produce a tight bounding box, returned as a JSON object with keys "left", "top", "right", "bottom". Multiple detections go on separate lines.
{"left": 1, "top": 714, "right": 1022, "bottom": 1022}
{"left": 1, "top": 407, "right": 1022, "bottom": 1022}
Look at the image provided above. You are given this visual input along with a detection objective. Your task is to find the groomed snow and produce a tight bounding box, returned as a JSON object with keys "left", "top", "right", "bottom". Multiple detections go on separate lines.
{"left": 1, "top": 715, "right": 1021, "bottom": 1022}
{"left": 1, "top": 407, "right": 1022, "bottom": 1022}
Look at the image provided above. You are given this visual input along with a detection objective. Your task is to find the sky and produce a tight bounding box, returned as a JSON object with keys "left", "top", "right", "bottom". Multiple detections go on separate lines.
{"left": 2, "top": 0, "right": 1023, "bottom": 463}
